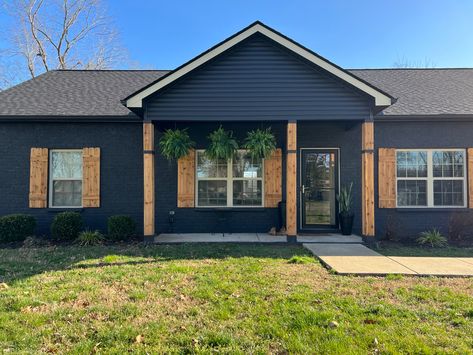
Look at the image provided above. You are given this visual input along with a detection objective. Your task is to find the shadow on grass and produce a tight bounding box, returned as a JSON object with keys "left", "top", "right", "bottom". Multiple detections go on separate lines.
{"left": 0, "top": 242, "right": 311, "bottom": 284}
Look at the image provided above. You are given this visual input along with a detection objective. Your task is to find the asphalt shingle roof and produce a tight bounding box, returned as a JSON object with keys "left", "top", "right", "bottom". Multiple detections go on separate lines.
{"left": 0, "top": 70, "right": 168, "bottom": 118}
{"left": 1, "top": 68, "right": 473, "bottom": 118}
{"left": 350, "top": 68, "right": 473, "bottom": 116}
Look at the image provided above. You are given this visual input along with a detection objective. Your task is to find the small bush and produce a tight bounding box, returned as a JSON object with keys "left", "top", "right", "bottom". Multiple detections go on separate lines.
{"left": 51, "top": 212, "right": 83, "bottom": 241}
{"left": 107, "top": 215, "right": 136, "bottom": 241}
{"left": 0, "top": 214, "right": 36, "bottom": 243}
{"left": 416, "top": 228, "right": 448, "bottom": 248}
{"left": 77, "top": 229, "right": 104, "bottom": 246}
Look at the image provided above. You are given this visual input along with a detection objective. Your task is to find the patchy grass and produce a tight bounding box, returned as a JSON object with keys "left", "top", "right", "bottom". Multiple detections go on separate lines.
{"left": 0, "top": 243, "right": 472, "bottom": 353}
{"left": 373, "top": 241, "right": 473, "bottom": 257}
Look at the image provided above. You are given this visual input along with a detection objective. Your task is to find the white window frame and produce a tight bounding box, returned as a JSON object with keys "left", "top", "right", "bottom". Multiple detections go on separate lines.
{"left": 49, "top": 149, "right": 83, "bottom": 208}
{"left": 195, "top": 149, "right": 264, "bottom": 208}
{"left": 395, "top": 148, "right": 467, "bottom": 208}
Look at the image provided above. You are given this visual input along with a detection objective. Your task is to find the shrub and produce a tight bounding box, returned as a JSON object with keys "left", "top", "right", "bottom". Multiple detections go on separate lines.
{"left": 107, "top": 215, "right": 136, "bottom": 241}
{"left": 0, "top": 214, "right": 36, "bottom": 243}
{"left": 77, "top": 229, "right": 104, "bottom": 246}
{"left": 416, "top": 228, "right": 448, "bottom": 248}
{"left": 51, "top": 212, "right": 83, "bottom": 241}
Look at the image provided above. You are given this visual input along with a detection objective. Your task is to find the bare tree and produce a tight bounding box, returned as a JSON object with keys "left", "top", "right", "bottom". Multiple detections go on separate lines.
{"left": 0, "top": 0, "right": 128, "bottom": 88}
{"left": 393, "top": 55, "right": 437, "bottom": 68}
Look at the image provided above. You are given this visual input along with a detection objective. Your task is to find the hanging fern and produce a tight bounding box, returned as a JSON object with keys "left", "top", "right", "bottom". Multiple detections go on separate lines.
{"left": 244, "top": 127, "right": 277, "bottom": 159}
{"left": 205, "top": 126, "right": 239, "bottom": 161}
{"left": 159, "top": 128, "right": 195, "bottom": 161}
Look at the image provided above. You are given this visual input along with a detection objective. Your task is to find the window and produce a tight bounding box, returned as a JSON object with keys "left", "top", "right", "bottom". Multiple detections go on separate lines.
{"left": 396, "top": 149, "right": 466, "bottom": 208}
{"left": 49, "top": 150, "right": 83, "bottom": 207}
{"left": 196, "top": 150, "right": 263, "bottom": 207}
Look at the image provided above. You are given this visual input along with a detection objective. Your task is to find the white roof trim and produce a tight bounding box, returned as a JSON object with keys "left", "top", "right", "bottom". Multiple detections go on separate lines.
{"left": 126, "top": 23, "right": 392, "bottom": 108}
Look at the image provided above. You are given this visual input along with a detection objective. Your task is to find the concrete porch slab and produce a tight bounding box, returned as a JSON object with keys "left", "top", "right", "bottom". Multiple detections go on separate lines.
{"left": 155, "top": 233, "right": 287, "bottom": 243}
{"left": 389, "top": 257, "right": 473, "bottom": 276}
{"left": 298, "top": 234, "right": 362, "bottom": 244}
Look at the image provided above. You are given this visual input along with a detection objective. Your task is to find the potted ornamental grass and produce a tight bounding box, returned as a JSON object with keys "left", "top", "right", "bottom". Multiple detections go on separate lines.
{"left": 337, "top": 182, "right": 354, "bottom": 235}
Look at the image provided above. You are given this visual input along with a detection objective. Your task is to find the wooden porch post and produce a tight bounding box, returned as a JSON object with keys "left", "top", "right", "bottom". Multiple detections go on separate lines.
{"left": 362, "top": 121, "right": 375, "bottom": 237}
{"left": 143, "top": 122, "right": 155, "bottom": 239}
{"left": 286, "top": 121, "right": 297, "bottom": 242}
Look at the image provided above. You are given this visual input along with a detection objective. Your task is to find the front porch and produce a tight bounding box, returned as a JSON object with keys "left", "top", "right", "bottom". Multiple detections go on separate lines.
{"left": 154, "top": 233, "right": 362, "bottom": 244}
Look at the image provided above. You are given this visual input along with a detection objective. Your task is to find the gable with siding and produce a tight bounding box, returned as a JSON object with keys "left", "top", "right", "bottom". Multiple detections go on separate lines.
{"left": 145, "top": 34, "right": 373, "bottom": 121}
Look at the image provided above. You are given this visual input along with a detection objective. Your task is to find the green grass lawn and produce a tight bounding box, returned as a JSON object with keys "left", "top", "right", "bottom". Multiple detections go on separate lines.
{"left": 373, "top": 241, "right": 473, "bottom": 257}
{"left": 1, "top": 243, "right": 473, "bottom": 354}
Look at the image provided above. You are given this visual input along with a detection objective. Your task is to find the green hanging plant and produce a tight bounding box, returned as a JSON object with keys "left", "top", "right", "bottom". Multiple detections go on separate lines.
{"left": 205, "top": 126, "right": 239, "bottom": 161}
{"left": 159, "top": 128, "right": 195, "bottom": 161}
{"left": 244, "top": 127, "right": 277, "bottom": 159}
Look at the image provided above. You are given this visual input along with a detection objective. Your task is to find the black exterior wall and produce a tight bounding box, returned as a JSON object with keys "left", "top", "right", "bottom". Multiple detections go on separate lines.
{"left": 375, "top": 120, "right": 473, "bottom": 239}
{"left": 0, "top": 122, "right": 143, "bottom": 235}
{"left": 154, "top": 120, "right": 363, "bottom": 235}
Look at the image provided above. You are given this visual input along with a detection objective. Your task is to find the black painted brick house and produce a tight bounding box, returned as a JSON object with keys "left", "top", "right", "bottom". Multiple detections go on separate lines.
{"left": 1, "top": 21, "right": 473, "bottom": 241}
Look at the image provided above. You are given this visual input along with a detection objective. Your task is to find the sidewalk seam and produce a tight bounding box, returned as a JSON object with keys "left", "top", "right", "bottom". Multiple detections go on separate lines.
{"left": 386, "top": 256, "right": 419, "bottom": 275}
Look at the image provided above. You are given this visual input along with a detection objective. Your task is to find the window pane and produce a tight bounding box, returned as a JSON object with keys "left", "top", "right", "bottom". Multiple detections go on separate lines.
{"left": 396, "top": 151, "right": 426, "bottom": 178}
{"left": 232, "top": 151, "right": 262, "bottom": 178}
{"left": 51, "top": 151, "right": 82, "bottom": 179}
{"left": 197, "top": 180, "right": 227, "bottom": 206}
{"left": 397, "top": 180, "right": 427, "bottom": 206}
{"left": 233, "top": 180, "right": 262, "bottom": 206}
{"left": 52, "top": 180, "right": 82, "bottom": 207}
{"left": 196, "top": 152, "right": 227, "bottom": 178}
{"left": 434, "top": 180, "right": 464, "bottom": 206}
{"left": 433, "top": 151, "right": 464, "bottom": 178}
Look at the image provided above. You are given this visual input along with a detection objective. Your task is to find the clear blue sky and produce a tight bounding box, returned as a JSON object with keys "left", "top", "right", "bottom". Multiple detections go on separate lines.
{"left": 109, "top": 0, "right": 473, "bottom": 70}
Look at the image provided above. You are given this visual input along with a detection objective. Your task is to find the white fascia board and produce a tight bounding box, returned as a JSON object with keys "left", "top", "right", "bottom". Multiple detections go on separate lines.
{"left": 126, "top": 24, "right": 392, "bottom": 108}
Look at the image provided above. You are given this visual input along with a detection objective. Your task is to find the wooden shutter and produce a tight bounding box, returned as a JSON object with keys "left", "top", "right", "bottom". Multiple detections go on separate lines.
{"left": 82, "top": 147, "right": 101, "bottom": 208}
{"left": 264, "top": 148, "right": 282, "bottom": 207}
{"left": 29, "top": 148, "right": 49, "bottom": 208}
{"left": 177, "top": 149, "right": 195, "bottom": 208}
{"left": 378, "top": 148, "right": 396, "bottom": 208}
{"left": 468, "top": 148, "right": 473, "bottom": 208}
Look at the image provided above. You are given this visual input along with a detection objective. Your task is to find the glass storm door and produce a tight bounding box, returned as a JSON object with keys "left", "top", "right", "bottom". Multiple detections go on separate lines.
{"left": 301, "top": 149, "right": 338, "bottom": 229}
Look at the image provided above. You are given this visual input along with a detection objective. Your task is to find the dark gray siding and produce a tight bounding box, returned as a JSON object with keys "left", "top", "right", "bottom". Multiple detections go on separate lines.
{"left": 297, "top": 121, "right": 362, "bottom": 234}
{"left": 375, "top": 120, "right": 473, "bottom": 239}
{"left": 0, "top": 122, "right": 143, "bottom": 235}
{"left": 155, "top": 122, "right": 285, "bottom": 234}
{"left": 146, "top": 34, "right": 372, "bottom": 122}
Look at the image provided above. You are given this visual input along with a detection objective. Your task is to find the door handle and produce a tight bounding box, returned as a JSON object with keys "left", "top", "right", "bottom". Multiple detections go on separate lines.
{"left": 301, "top": 185, "right": 306, "bottom": 194}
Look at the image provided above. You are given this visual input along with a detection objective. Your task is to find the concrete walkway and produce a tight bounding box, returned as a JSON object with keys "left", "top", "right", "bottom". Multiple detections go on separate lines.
{"left": 304, "top": 243, "right": 473, "bottom": 277}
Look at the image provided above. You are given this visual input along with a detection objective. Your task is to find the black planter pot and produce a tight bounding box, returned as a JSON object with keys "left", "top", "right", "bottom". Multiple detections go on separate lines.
{"left": 339, "top": 213, "right": 354, "bottom": 235}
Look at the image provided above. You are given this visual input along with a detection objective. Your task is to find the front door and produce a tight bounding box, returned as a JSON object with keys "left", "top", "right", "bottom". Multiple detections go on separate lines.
{"left": 300, "top": 149, "right": 339, "bottom": 230}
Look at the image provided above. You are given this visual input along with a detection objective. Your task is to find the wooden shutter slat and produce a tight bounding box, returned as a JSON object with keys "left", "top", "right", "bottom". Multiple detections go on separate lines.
{"left": 378, "top": 148, "right": 396, "bottom": 208}
{"left": 82, "top": 147, "right": 100, "bottom": 208}
{"left": 264, "top": 148, "right": 282, "bottom": 207}
{"left": 177, "top": 149, "right": 195, "bottom": 208}
{"left": 468, "top": 148, "right": 473, "bottom": 208}
{"left": 29, "top": 148, "right": 48, "bottom": 208}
